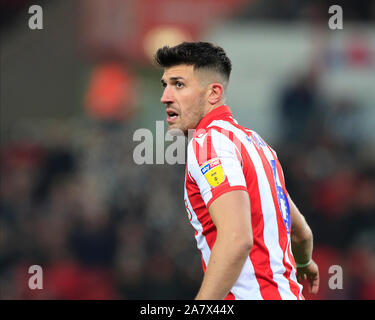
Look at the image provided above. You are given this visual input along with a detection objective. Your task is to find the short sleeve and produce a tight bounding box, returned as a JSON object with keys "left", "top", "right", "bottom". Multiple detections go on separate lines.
{"left": 187, "top": 129, "right": 248, "bottom": 209}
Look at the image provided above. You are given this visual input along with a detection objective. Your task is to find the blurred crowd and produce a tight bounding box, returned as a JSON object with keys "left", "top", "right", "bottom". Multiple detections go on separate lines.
{"left": 0, "top": 119, "right": 202, "bottom": 299}
{"left": 277, "top": 69, "right": 375, "bottom": 299}
{"left": 1, "top": 67, "right": 374, "bottom": 300}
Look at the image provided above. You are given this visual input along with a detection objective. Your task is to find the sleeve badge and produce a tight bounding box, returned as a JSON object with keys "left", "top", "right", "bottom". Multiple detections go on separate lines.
{"left": 200, "top": 158, "right": 226, "bottom": 187}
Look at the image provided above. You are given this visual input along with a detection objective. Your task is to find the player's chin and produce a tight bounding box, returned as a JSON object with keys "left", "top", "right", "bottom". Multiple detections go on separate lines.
{"left": 167, "top": 124, "right": 185, "bottom": 136}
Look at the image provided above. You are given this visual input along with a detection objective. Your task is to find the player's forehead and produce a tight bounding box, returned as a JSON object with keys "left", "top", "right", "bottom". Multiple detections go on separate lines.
{"left": 161, "top": 64, "right": 196, "bottom": 82}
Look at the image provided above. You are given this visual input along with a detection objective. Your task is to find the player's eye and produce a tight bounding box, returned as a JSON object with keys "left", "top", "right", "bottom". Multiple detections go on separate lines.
{"left": 176, "top": 81, "right": 184, "bottom": 88}
{"left": 161, "top": 81, "right": 167, "bottom": 88}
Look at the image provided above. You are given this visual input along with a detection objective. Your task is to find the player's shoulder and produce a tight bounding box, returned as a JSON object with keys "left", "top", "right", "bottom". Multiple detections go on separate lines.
{"left": 188, "top": 126, "right": 214, "bottom": 147}
{"left": 246, "top": 129, "right": 279, "bottom": 158}
{"left": 189, "top": 125, "right": 239, "bottom": 151}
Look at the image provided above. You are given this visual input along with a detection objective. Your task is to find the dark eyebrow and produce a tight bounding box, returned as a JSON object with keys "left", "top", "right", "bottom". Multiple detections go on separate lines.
{"left": 169, "top": 76, "right": 185, "bottom": 81}
{"left": 161, "top": 76, "right": 186, "bottom": 83}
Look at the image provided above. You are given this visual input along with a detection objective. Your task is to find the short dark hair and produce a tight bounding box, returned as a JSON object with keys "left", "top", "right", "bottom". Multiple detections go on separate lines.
{"left": 154, "top": 42, "right": 232, "bottom": 82}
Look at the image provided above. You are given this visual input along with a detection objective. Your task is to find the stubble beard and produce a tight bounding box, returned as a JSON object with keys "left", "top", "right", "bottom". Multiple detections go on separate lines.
{"left": 168, "top": 95, "right": 206, "bottom": 137}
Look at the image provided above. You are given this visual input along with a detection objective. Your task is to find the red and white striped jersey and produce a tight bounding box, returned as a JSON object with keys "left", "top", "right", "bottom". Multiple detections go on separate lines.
{"left": 184, "top": 105, "right": 304, "bottom": 300}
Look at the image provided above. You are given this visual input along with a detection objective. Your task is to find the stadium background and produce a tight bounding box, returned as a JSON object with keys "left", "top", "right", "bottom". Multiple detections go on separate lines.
{"left": 1, "top": 0, "right": 374, "bottom": 300}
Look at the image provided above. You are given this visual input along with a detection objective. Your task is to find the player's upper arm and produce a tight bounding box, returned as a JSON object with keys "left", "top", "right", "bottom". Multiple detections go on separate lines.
{"left": 289, "top": 195, "right": 312, "bottom": 243}
{"left": 187, "top": 128, "right": 247, "bottom": 208}
{"left": 209, "top": 189, "right": 253, "bottom": 249}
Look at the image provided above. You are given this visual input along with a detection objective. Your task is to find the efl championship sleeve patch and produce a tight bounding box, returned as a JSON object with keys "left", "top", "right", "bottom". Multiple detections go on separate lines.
{"left": 200, "top": 158, "right": 226, "bottom": 187}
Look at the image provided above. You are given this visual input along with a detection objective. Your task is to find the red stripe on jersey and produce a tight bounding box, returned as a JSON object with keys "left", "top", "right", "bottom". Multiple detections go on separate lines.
{"left": 201, "top": 251, "right": 207, "bottom": 272}
{"left": 287, "top": 241, "right": 297, "bottom": 270}
{"left": 225, "top": 291, "right": 235, "bottom": 300}
{"left": 206, "top": 186, "right": 248, "bottom": 210}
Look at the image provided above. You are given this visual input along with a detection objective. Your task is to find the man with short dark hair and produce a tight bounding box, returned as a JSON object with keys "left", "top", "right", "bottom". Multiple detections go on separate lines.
{"left": 155, "top": 42, "right": 319, "bottom": 300}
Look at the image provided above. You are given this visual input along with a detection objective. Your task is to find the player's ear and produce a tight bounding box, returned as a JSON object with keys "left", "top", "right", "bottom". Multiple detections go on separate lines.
{"left": 207, "top": 83, "right": 224, "bottom": 105}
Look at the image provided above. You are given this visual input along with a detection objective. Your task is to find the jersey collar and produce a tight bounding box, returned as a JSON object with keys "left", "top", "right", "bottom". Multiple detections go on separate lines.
{"left": 195, "top": 105, "right": 233, "bottom": 131}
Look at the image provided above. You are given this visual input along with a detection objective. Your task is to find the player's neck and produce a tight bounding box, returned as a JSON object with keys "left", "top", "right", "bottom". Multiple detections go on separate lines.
{"left": 203, "top": 101, "right": 225, "bottom": 118}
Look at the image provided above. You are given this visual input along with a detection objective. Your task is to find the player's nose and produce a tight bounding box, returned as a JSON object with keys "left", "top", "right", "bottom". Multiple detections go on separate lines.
{"left": 161, "top": 86, "right": 174, "bottom": 105}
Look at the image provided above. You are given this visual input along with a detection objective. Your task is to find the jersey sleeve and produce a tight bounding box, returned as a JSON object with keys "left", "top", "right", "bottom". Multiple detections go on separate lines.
{"left": 187, "top": 128, "right": 248, "bottom": 209}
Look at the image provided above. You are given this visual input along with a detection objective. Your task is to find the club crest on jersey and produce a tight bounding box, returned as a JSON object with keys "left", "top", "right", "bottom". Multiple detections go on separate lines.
{"left": 200, "top": 158, "right": 226, "bottom": 187}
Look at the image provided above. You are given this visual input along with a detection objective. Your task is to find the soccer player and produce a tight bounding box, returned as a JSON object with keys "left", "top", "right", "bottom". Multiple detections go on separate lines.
{"left": 155, "top": 42, "right": 319, "bottom": 300}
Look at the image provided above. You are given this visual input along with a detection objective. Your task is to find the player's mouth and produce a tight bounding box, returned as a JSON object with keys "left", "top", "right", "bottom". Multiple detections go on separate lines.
{"left": 166, "top": 109, "right": 179, "bottom": 124}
